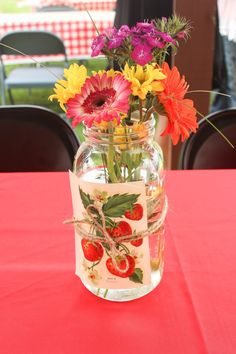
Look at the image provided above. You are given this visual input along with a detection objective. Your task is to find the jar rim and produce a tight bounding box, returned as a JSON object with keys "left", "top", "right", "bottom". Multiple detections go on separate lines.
{"left": 84, "top": 116, "right": 156, "bottom": 141}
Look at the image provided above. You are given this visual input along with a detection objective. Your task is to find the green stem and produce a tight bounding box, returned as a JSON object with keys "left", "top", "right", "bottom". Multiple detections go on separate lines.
{"left": 88, "top": 260, "right": 101, "bottom": 271}
{"left": 194, "top": 106, "right": 235, "bottom": 148}
{"left": 118, "top": 242, "right": 130, "bottom": 254}
{"left": 107, "top": 123, "right": 118, "bottom": 183}
{"left": 101, "top": 151, "right": 108, "bottom": 183}
{"left": 187, "top": 90, "right": 231, "bottom": 97}
{"left": 124, "top": 168, "right": 137, "bottom": 182}
{"left": 84, "top": 9, "right": 100, "bottom": 35}
{"left": 139, "top": 99, "right": 143, "bottom": 122}
{"left": 144, "top": 97, "right": 153, "bottom": 121}
{"left": 103, "top": 289, "right": 109, "bottom": 298}
{"left": 203, "top": 117, "right": 234, "bottom": 148}
{"left": 104, "top": 247, "right": 111, "bottom": 258}
{"left": 115, "top": 158, "right": 122, "bottom": 181}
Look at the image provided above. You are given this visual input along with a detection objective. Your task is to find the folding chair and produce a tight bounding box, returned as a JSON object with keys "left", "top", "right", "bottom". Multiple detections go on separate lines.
{"left": 0, "top": 30, "right": 68, "bottom": 105}
{"left": 179, "top": 108, "right": 236, "bottom": 169}
{"left": 0, "top": 105, "right": 80, "bottom": 172}
{"left": 37, "top": 6, "right": 75, "bottom": 11}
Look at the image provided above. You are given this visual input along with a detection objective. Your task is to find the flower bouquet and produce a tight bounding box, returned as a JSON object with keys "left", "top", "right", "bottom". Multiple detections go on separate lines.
{"left": 50, "top": 15, "right": 198, "bottom": 301}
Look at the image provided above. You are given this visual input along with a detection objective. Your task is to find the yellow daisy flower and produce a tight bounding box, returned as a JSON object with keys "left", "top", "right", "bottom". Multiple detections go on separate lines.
{"left": 64, "top": 63, "right": 87, "bottom": 95}
{"left": 122, "top": 63, "right": 166, "bottom": 100}
{"left": 49, "top": 63, "right": 87, "bottom": 111}
{"left": 92, "top": 69, "right": 116, "bottom": 77}
{"left": 49, "top": 83, "right": 73, "bottom": 111}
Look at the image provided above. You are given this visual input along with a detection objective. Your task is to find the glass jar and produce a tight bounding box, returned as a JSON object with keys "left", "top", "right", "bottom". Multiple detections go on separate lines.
{"left": 71, "top": 117, "right": 167, "bottom": 301}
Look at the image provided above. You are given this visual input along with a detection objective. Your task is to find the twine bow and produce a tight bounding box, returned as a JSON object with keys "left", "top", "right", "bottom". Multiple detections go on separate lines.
{"left": 84, "top": 204, "right": 130, "bottom": 274}
{"left": 64, "top": 195, "right": 168, "bottom": 273}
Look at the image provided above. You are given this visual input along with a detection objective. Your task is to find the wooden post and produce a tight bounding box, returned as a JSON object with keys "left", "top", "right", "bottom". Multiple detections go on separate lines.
{"left": 172, "top": 0, "right": 217, "bottom": 169}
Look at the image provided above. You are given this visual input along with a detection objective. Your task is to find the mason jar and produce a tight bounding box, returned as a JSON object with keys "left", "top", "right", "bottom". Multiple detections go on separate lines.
{"left": 70, "top": 117, "right": 167, "bottom": 301}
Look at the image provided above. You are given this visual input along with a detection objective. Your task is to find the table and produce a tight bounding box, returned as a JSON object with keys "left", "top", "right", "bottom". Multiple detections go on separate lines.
{"left": 0, "top": 170, "right": 236, "bottom": 354}
{"left": 0, "top": 11, "right": 115, "bottom": 59}
{"left": 18, "top": 0, "right": 116, "bottom": 12}
{"left": 37, "top": 0, "right": 117, "bottom": 11}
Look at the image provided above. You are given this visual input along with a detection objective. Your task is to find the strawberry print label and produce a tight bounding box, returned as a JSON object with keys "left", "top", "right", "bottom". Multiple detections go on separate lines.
{"left": 69, "top": 171, "right": 151, "bottom": 289}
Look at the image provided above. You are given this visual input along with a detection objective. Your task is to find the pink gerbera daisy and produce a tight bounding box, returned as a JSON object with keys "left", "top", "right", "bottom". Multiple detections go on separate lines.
{"left": 66, "top": 73, "right": 131, "bottom": 127}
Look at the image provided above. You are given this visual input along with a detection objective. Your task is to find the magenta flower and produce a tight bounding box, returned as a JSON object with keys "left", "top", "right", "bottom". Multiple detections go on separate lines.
{"left": 135, "top": 22, "right": 156, "bottom": 33}
{"left": 90, "top": 18, "right": 185, "bottom": 65}
{"left": 131, "top": 36, "right": 143, "bottom": 47}
{"left": 108, "top": 37, "right": 124, "bottom": 49}
{"left": 156, "top": 31, "right": 175, "bottom": 43}
{"left": 130, "top": 21, "right": 169, "bottom": 52}
{"left": 105, "top": 27, "right": 117, "bottom": 38}
{"left": 176, "top": 31, "right": 186, "bottom": 39}
{"left": 107, "top": 35, "right": 125, "bottom": 49}
{"left": 118, "top": 25, "right": 131, "bottom": 37}
{"left": 91, "top": 34, "right": 106, "bottom": 57}
{"left": 131, "top": 44, "right": 153, "bottom": 65}
{"left": 143, "top": 35, "right": 164, "bottom": 48}
{"left": 105, "top": 27, "right": 127, "bottom": 49}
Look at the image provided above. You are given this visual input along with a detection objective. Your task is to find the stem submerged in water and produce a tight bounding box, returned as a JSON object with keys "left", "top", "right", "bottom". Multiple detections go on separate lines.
{"left": 107, "top": 123, "right": 118, "bottom": 183}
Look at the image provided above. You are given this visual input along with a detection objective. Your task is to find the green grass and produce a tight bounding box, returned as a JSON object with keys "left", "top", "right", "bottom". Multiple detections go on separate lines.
{"left": 0, "top": 0, "right": 31, "bottom": 13}
{"left": 1, "top": 58, "right": 108, "bottom": 142}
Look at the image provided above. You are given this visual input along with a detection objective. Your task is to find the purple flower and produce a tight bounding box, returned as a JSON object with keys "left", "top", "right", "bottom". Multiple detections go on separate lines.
{"left": 105, "top": 27, "right": 117, "bottom": 38}
{"left": 142, "top": 34, "right": 160, "bottom": 48}
{"left": 91, "top": 34, "right": 106, "bottom": 57}
{"left": 104, "top": 27, "right": 128, "bottom": 49}
{"left": 131, "top": 44, "right": 153, "bottom": 65}
{"left": 107, "top": 35, "right": 124, "bottom": 49}
{"left": 135, "top": 22, "right": 156, "bottom": 33}
{"left": 156, "top": 31, "right": 175, "bottom": 43}
{"left": 131, "top": 22, "right": 156, "bottom": 40}
{"left": 155, "top": 41, "right": 165, "bottom": 49}
{"left": 118, "top": 25, "right": 131, "bottom": 37}
{"left": 131, "top": 35, "right": 143, "bottom": 46}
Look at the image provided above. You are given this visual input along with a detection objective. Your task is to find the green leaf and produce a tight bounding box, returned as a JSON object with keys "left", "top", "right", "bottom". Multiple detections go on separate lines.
{"left": 79, "top": 187, "right": 94, "bottom": 209}
{"left": 129, "top": 268, "right": 143, "bottom": 284}
{"left": 105, "top": 217, "right": 117, "bottom": 228}
{"left": 102, "top": 193, "right": 140, "bottom": 217}
{"left": 102, "top": 242, "right": 111, "bottom": 252}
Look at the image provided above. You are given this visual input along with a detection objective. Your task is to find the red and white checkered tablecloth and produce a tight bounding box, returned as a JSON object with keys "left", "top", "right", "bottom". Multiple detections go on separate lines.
{"left": 38, "top": 0, "right": 117, "bottom": 11}
{"left": 0, "top": 11, "right": 115, "bottom": 59}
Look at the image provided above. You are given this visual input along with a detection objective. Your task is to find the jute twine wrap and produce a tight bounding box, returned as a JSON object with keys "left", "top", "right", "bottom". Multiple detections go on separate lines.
{"left": 65, "top": 194, "right": 168, "bottom": 274}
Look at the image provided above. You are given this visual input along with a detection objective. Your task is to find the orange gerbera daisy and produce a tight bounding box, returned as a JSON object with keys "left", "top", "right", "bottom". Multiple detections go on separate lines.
{"left": 157, "top": 62, "right": 198, "bottom": 145}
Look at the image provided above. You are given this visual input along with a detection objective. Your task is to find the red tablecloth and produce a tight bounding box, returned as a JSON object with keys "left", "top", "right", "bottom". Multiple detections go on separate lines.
{"left": 0, "top": 170, "right": 236, "bottom": 354}
{"left": 0, "top": 11, "right": 114, "bottom": 59}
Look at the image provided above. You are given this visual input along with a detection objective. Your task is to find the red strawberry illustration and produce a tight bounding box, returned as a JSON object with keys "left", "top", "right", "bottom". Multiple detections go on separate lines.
{"left": 130, "top": 238, "right": 143, "bottom": 247}
{"left": 81, "top": 239, "right": 104, "bottom": 262}
{"left": 106, "top": 221, "right": 132, "bottom": 238}
{"left": 106, "top": 254, "right": 135, "bottom": 278}
{"left": 124, "top": 203, "right": 143, "bottom": 220}
{"left": 118, "top": 221, "right": 132, "bottom": 236}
